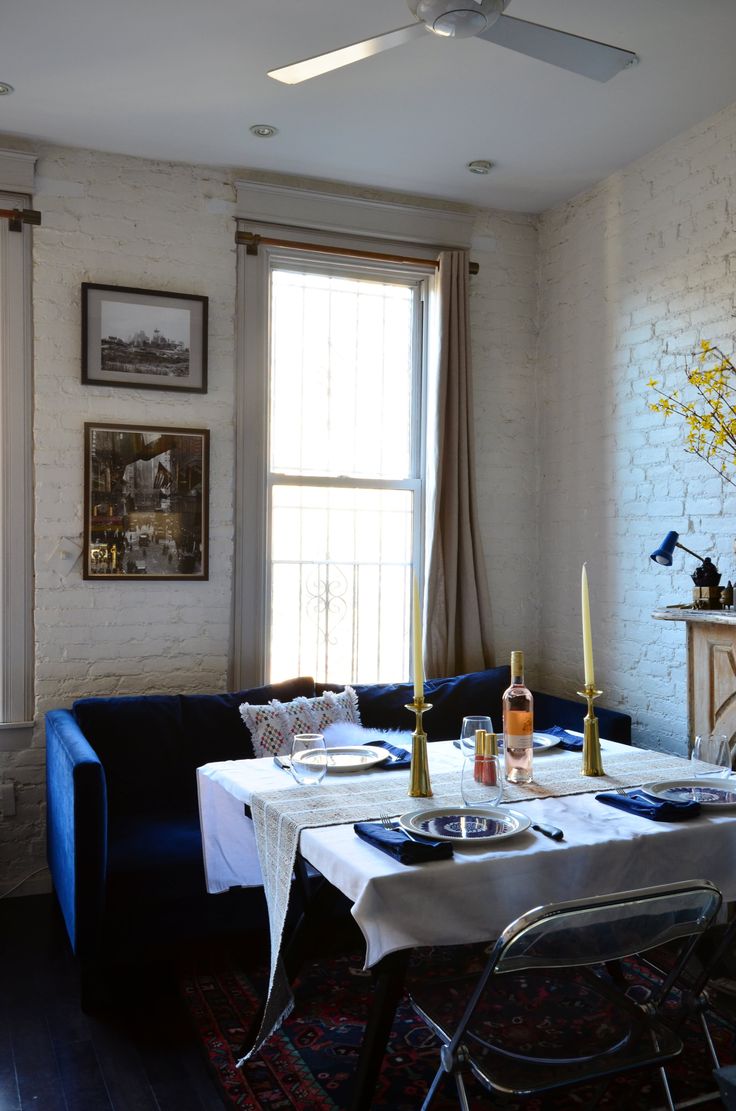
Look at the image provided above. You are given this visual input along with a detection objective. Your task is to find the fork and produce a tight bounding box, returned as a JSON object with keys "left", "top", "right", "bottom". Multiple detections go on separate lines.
{"left": 379, "top": 810, "right": 421, "bottom": 841}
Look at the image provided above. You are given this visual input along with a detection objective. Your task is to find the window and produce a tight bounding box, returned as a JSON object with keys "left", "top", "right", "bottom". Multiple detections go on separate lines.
{"left": 236, "top": 244, "right": 431, "bottom": 687}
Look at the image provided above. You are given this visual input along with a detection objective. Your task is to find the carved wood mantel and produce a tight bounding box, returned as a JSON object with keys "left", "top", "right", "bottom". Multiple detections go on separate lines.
{"left": 653, "top": 607, "right": 736, "bottom": 752}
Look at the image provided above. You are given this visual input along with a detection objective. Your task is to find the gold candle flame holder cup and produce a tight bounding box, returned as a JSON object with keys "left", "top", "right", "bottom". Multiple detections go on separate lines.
{"left": 576, "top": 683, "right": 605, "bottom": 776}
{"left": 405, "top": 697, "right": 433, "bottom": 798}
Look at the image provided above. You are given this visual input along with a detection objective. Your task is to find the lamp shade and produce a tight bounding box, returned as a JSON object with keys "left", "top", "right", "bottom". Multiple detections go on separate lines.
{"left": 650, "top": 531, "right": 679, "bottom": 566}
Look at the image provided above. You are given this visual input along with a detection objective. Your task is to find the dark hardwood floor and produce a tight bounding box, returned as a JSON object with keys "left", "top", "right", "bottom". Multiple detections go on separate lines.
{"left": 0, "top": 894, "right": 232, "bottom": 1111}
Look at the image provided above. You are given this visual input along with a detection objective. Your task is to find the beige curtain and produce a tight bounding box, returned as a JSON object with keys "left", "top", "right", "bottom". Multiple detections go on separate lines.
{"left": 424, "top": 250, "right": 494, "bottom": 677}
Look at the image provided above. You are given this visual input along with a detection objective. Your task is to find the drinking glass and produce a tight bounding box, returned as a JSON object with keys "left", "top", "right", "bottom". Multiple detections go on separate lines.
{"left": 691, "top": 733, "right": 732, "bottom": 776}
{"left": 290, "top": 734, "right": 327, "bottom": 785}
{"left": 459, "top": 716, "right": 494, "bottom": 756}
{"left": 460, "top": 754, "right": 503, "bottom": 807}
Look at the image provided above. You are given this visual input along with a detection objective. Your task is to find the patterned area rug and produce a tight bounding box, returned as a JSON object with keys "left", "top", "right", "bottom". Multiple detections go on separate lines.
{"left": 179, "top": 942, "right": 736, "bottom": 1110}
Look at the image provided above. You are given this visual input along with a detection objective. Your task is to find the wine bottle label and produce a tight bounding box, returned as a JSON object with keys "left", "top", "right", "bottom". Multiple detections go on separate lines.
{"left": 506, "top": 734, "right": 532, "bottom": 750}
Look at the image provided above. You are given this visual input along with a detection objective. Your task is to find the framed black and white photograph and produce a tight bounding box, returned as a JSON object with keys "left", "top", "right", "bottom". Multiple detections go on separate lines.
{"left": 82, "top": 283, "right": 208, "bottom": 392}
{"left": 83, "top": 422, "right": 209, "bottom": 581}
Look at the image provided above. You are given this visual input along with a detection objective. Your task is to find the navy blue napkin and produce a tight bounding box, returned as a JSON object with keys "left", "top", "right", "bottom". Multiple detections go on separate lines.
{"left": 596, "top": 789, "right": 701, "bottom": 822}
{"left": 542, "top": 725, "right": 584, "bottom": 751}
{"left": 364, "top": 739, "right": 412, "bottom": 769}
{"left": 354, "top": 821, "right": 453, "bottom": 864}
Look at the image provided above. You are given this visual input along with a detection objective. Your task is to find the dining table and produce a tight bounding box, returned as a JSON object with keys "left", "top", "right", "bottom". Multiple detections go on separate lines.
{"left": 196, "top": 735, "right": 736, "bottom": 1111}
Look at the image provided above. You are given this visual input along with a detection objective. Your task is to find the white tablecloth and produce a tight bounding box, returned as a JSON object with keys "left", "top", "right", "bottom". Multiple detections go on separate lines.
{"left": 197, "top": 740, "right": 736, "bottom": 968}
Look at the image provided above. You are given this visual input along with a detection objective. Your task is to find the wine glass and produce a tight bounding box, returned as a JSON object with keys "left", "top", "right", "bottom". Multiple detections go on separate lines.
{"left": 459, "top": 716, "right": 494, "bottom": 756}
{"left": 691, "top": 733, "right": 732, "bottom": 776}
{"left": 290, "top": 734, "right": 328, "bottom": 785}
{"left": 460, "top": 753, "right": 503, "bottom": 807}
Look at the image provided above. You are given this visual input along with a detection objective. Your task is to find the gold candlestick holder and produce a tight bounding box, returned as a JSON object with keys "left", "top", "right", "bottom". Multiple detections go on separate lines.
{"left": 576, "top": 683, "right": 605, "bottom": 776}
{"left": 405, "top": 697, "right": 433, "bottom": 798}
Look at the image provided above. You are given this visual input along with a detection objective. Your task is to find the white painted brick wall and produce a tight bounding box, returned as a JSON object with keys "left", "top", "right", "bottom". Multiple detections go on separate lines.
{"left": 0, "top": 145, "right": 237, "bottom": 894}
{"left": 537, "top": 101, "right": 736, "bottom": 755}
{"left": 469, "top": 211, "right": 540, "bottom": 686}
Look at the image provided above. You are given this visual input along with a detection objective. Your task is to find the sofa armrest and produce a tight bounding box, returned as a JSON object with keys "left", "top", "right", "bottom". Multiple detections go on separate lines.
{"left": 45, "top": 709, "right": 108, "bottom": 958}
{"left": 531, "top": 691, "right": 632, "bottom": 745}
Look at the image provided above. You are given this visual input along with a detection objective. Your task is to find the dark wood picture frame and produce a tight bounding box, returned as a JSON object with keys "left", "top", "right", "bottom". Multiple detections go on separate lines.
{"left": 82, "top": 283, "right": 208, "bottom": 393}
{"left": 83, "top": 422, "right": 209, "bottom": 581}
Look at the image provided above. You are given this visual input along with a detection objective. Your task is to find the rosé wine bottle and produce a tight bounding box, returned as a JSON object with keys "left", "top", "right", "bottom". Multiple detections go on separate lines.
{"left": 503, "top": 651, "right": 533, "bottom": 784}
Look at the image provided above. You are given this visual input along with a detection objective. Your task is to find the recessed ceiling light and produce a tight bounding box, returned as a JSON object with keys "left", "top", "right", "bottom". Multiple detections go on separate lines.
{"left": 250, "top": 124, "right": 279, "bottom": 138}
{"left": 467, "top": 160, "right": 493, "bottom": 175}
{"left": 0, "top": 83, "right": 14, "bottom": 96}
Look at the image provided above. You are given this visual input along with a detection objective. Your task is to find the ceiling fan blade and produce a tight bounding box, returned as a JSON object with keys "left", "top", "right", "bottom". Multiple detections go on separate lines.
{"left": 268, "top": 22, "right": 428, "bottom": 84}
{"left": 478, "top": 14, "right": 638, "bottom": 82}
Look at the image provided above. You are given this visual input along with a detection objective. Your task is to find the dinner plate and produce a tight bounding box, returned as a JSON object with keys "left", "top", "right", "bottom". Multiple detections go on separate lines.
{"left": 640, "top": 778, "right": 736, "bottom": 809}
{"left": 532, "top": 732, "right": 562, "bottom": 751}
{"left": 299, "top": 745, "right": 389, "bottom": 773}
{"left": 399, "top": 806, "right": 531, "bottom": 844}
{"left": 454, "top": 734, "right": 561, "bottom": 752}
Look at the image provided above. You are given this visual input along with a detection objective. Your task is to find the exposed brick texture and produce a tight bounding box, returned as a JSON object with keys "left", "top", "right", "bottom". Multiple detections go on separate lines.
{"left": 537, "top": 101, "right": 736, "bottom": 755}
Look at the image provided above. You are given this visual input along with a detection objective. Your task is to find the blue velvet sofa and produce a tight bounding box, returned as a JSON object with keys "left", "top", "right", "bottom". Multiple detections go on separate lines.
{"left": 45, "top": 665, "right": 631, "bottom": 1003}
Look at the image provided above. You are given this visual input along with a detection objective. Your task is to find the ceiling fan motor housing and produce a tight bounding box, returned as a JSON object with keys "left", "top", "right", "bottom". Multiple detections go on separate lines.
{"left": 413, "top": 0, "right": 505, "bottom": 38}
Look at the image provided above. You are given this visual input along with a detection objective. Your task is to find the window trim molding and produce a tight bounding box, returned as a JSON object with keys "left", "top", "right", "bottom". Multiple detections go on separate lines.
{"left": 0, "top": 183, "right": 35, "bottom": 732}
{"left": 0, "top": 149, "right": 35, "bottom": 196}
{"left": 234, "top": 177, "right": 474, "bottom": 249}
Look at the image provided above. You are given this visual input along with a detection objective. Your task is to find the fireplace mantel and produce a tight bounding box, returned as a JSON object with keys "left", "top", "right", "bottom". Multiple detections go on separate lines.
{"left": 653, "top": 607, "right": 736, "bottom": 749}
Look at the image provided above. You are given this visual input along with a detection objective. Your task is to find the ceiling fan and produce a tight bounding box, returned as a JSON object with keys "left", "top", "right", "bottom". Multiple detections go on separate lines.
{"left": 268, "top": 0, "right": 638, "bottom": 85}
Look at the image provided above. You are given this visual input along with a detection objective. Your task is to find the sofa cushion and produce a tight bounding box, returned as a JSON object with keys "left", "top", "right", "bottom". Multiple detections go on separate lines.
{"left": 72, "top": 676, "right": 316, "bottom": 816}
{"left": 354, "top": 666, "right": 510, "bottom": 742}
{"left": 181, "top": 676, "right": 316, "bottom": 767}
{"left": 240, "top": 686, "right": 361, "bottom": 758}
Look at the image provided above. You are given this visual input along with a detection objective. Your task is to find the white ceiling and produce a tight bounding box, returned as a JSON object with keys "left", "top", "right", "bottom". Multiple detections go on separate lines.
{"left": 2, "top": 0, "right": 736, "bottom": 212}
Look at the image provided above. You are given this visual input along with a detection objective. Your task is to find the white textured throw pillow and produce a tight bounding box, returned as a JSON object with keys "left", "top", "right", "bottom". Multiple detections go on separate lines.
{"left": 239, "top": 686, "right": 361, "bottom": 759}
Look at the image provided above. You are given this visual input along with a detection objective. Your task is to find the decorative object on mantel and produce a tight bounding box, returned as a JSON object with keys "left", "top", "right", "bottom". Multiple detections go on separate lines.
{"left": 408, "top": 574, "right": 433, "bottom": 798}
{"left": 580, "top": 564, "right": 604, "bottom": 776}
{"left": 650, "top": 530, "right": 726, "bottom": 609}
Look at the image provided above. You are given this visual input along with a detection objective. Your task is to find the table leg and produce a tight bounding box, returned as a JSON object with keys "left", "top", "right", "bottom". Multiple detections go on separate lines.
{"left": 349, "top": 948, "right": 411, "bottom": 1111}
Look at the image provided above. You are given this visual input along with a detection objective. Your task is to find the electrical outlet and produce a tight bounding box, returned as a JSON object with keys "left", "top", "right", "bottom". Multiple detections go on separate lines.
{"left": 0, "top": 781, "right": 15, "bottom": 818}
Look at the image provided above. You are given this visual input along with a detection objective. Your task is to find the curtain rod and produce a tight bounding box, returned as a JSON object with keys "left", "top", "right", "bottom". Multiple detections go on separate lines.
{"left": 0, "top": 207, "right": 41, "bottom": 232}
{"left": 236, "top": 230, "right": 479, "bottom": 275}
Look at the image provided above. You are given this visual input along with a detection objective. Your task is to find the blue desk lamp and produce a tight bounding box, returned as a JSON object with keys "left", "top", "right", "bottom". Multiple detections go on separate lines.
{"left": 650, "top": 530, "right": 728, "bottom": 608}
{"left": 650, "top": 531, "right": 707, "bottom": 568}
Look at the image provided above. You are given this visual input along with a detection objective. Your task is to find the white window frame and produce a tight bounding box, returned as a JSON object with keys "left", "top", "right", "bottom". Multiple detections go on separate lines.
{"left": 232, "top": 232, "right": 435, "bottom": 687}
{"left": 268, "top": 251, "right": 429, "bottom": 684}
{"left": 0, "top": 153, "right": 36, "bottom": 746}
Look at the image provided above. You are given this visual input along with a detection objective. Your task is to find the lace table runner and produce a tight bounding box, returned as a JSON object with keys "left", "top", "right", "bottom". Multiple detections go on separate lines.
{"left": 239, "top": 745, "right": 700, "bottom": 1063}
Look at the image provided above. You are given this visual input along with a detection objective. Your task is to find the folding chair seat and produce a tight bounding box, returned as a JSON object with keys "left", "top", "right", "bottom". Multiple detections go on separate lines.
{"left": 409, "top": 879, "right": 723, "bottom": 1111}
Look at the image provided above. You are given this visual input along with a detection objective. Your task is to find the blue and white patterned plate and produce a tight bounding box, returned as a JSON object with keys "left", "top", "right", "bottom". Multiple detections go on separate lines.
{"left": 641, "top": 778, "right": 736, "bottom": 809}
{"left": 399, "top": 806, "right": 531, "bottom": 844}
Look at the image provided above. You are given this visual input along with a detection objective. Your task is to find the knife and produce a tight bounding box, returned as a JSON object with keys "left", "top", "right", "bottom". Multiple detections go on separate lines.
{"left": 531, "top": 821, "right": 564, "bottom": 841}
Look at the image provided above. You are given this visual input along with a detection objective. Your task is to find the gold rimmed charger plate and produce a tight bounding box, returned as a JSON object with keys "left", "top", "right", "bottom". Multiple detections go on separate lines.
{"left": 399, "top": 806, "right": 531, "bottom": 845}
{"left": 640, "top": 778, "right": 736, "bottom": 809}
{"left": 298, "top": 745, "right": 390, "bottom": 774}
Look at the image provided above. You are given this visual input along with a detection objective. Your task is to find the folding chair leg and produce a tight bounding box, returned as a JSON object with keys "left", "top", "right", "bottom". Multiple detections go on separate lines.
{"left": 421, "top": 1063, "right": 447, "bottom": 1111}
{"left": 699, "top": 1011, "right": 722, "bottom": 1070}
{"left": 453, "top": 1069, "right": 471, "bottom": 1111}
{"left": 658, "top": 1065, "right": 676, "bottom": 1111}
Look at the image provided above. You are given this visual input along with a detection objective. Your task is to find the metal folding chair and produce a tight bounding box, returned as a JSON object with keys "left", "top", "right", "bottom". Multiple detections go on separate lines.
{"left": 409, "top": 879, "right": 723, "bottom": 1110}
